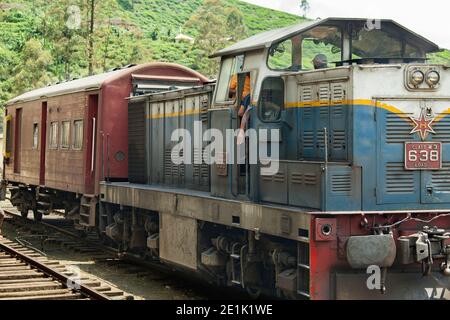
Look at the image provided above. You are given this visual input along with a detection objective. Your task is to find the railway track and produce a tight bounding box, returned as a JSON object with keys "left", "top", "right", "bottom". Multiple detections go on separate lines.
{"left": 1, "top": 206, "right": 251, "bottom": 300}
{"left": 0, "top": 235, "right": 131, "bottom": 300}
{"left": 3, "top": 208, "right": 117, "bottom": 257}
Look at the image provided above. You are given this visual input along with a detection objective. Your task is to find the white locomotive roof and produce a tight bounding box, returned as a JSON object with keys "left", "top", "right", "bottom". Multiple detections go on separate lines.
{"left": 212, "top": 18, "right": 441, "bottom": 58}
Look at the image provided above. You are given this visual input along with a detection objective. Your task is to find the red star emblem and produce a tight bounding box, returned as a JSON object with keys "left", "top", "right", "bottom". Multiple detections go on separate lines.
{"left": 410, "top": 111, "right": 436, "bottom": 141}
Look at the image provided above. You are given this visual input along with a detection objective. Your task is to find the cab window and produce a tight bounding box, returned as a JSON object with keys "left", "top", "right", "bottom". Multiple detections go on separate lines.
{"left": 351, "top": 26, "right": 423, "bottom": 59}
{"left": 259, "top": 77, "right": 284, "bottom": 122}
{"left": 215, "top": 55, "right": 244, "bottom": 103}
{"left": 268, "top": 26, "right": 342, "bottom": 71}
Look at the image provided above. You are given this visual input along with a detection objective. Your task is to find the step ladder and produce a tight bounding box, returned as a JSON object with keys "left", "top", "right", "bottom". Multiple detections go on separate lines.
{"left": 35, "top": 191, "right": 53, "bottom": 222}
{"left": 79, "top": 195, "right": 97, "bottom": 227}
{"left": 297, "top": 242, "right": 311, "bottom": 299}
{"left": 230, "top": 243, "right": 242, "bottom": 286}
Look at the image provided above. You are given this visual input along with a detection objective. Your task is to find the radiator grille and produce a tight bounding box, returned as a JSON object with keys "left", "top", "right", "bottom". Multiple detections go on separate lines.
{"left": 386, "top": 162, "right": 415, "bottom": 194}
{"left": 431, "top": 162, "right": 450, "bottom": 192}
{"left": 433, "top": 116, "right": 450, "bottom": 143}
{"left": 386, "top": 113, "right": 414, "bottom": 144}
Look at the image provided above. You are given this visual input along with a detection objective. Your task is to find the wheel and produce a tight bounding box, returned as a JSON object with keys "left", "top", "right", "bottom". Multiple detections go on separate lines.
{"left": 33, "top": 210, "right": 43, "bottom": 222}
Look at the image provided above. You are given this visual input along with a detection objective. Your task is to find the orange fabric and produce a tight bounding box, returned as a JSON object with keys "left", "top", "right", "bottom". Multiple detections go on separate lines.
{"left": 229, "top": 74, "right": 251, "bottom": 99}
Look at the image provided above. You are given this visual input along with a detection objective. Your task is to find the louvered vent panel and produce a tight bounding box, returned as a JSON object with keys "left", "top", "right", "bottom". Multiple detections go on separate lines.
{"left": 431, "top": 162, "right": 450, "bottom": 192}
{"left": 164, "top": 147, "right": 173, "bottom": 178}
{"left": 201, "top": 98, "right": 209, "bottom": 122}
{"left": 263, "top": 171, "right": 286, "bottom": 183}
{"left": 319, "top": 107, "right": 329, "bottom": 118}
{"left": 331, "top": 174, "right": 352, "bottom": 193}
{"left": 274, "top": 172, "right": 286, "bottom": 183}
{"left": 386, "top": 163, "right": 415, "bottom": 194}
{"left": 300, "top": 86, "right": 313, "bottom": 105}
{"left": 333, "top": 130, "right": 346, "bottom": 150}
{"left": 201, "top": 164, "right": 209, "bottom": 178}
{"left": 291, "top": 173, "right": 303, "bottom": 184}
{"left": 303, "top": 131, "right": 314, "bottom": 149}
{"left": 318, "top": 84, "right": 330, "bottom": 105}
{"left": 332, "top": 106, "right": 344, "bottom": 118}
{"left": 331, "top": 83, "right": 346, "bottom": 104}
{"left": 386, "top": 113, "right": 414, "bottom": 144}
{"left": 304, "top": 174, "right": 317, "bottom": 185}
{"left": 433, "top": 116, "right": 450, "bottom": 143}
{"left": 303, "top": 108, "right": 313, "bottom": 118}
{"left": 317, "top": 131, "right": 325, "bottom": 148}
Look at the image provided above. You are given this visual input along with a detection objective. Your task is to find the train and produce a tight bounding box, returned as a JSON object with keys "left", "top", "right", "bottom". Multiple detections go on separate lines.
{"left": 2, "top": 18, "right": 450, "bottom": 300}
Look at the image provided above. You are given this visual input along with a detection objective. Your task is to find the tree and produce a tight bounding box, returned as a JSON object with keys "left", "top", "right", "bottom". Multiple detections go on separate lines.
{"left": 300, "top": 0, "right": 310, "bottom": 18}
{"left": 87, "top": 0, "right": 96, "bottom": 75}
{"left": 186, "top": 0, "right": 247, "bottom": 77}
{"left": 11, "top": 39, "right": 53, "bottom": 95}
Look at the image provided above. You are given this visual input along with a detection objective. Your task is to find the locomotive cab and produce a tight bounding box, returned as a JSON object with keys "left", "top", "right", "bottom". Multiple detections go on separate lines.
{"left": 210, "top": 18, "right": 444, "bottom": 211}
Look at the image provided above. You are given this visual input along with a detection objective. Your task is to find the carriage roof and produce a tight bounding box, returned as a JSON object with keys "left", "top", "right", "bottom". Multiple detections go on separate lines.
{"left": 6, "top": 62, "right": 209, "bottom": 106}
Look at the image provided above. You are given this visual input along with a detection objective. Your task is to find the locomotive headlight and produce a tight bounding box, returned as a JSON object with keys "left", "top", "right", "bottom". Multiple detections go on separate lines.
{"left": 410, "top": 70, "right": 425, "bottom": 86}
{"left": 426, "top": 70, "right": 440, "bottom": 86}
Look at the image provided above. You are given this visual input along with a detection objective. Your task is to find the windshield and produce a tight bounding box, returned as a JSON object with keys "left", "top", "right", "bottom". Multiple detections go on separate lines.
{"left": 268, "top": 26, "right": 342, "bottom": 71}
{"left": 351, "top": 25, "right": 423, "bottom": 59}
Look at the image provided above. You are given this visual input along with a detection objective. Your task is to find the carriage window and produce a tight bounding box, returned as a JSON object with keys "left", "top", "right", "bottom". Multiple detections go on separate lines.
{"left": 259, "top": 77, "right": 284, "bottom": 122}
{"left": 49, "top": 122, "right": 58, "bottom": 149}
{"left": 215, "top": 55, "right": 244, "bottom": 103}
{"left": 60, "top": 121, "right": 70, "bottom": 149}
{"left": 32, "top": 123, "right": 38, "bottom": 149}
{"left": 73, "top": 120, "right": 83, "bottom": 150}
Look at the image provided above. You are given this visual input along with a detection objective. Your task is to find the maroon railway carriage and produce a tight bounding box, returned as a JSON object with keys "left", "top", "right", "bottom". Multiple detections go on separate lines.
{"left": 2, "top": 62, "right": 210, "bottom": 226}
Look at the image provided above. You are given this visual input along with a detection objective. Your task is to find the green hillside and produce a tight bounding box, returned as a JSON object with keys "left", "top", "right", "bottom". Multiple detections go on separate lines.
{"left": 0, "top": 0, "right": 305, "bottom": 106}
{"left": 0, "top": 0, "right": 449, "bottom": 109}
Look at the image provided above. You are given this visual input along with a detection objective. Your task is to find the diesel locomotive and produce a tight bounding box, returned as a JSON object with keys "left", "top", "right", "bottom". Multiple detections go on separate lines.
{"left": 4, "top": 18, "right": 450, "bottom": 299}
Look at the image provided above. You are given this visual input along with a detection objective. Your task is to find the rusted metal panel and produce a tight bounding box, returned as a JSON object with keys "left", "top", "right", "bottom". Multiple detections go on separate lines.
{"left": 159, "top": 213, "right": 198, "bottom": 270}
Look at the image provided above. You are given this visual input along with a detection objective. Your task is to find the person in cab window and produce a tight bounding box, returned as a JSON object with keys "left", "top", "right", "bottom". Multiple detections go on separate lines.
{"left": 313, "top": 54, "right": 328, "bottom": 70}
{"left": 229, "top": 65, "right": 251, "bottom": 117}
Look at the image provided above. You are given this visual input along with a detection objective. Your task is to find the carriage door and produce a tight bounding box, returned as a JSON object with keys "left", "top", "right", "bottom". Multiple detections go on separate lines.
{"left": 39, "top": 102, "right": 47, "bottom": 185}
{"left": 85, "top": 95, "right": 98, "bottom": 194}
{"left": 13, "top": 108, "right": 22, "bottom": 173}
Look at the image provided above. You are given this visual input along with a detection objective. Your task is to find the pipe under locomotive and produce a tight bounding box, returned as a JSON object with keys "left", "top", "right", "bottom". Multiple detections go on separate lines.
{"left": 3, "top": 18, "right": 450, "bottom": 299}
